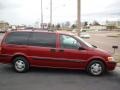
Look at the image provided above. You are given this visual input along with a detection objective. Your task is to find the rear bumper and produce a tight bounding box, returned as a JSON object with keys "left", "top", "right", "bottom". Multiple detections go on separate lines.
{"left": 0, "top": 54, "right": 12, "bottom": 64}
{"left": 106, "top": 61, "right": 117, "bottom": 71}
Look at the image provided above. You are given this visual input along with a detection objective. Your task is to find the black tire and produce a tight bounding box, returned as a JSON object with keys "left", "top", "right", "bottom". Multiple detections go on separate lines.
{"left": 13, "top": 56, "right": 29, "bottom": 73}
{"left": 87, "top": 60, "right": 105, "bottom": 76}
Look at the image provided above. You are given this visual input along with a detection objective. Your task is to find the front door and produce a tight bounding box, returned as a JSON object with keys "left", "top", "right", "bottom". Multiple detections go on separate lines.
{"left": 55, "top": 34, "right": 87, "bottom": 69}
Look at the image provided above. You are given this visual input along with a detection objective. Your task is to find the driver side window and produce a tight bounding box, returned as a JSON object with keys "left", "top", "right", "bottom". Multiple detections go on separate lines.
{"left": 60, "top": 35, "right": 80, "bottom": 49}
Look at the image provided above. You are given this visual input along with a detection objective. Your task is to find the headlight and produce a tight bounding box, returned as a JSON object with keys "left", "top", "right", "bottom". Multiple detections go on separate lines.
{"left": 107, "top": 57, "right": 115, "bottom": 61}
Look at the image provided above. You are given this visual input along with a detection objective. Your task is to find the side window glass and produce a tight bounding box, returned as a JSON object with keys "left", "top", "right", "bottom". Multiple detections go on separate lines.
{"left": 5, "top": 32, "right": 29, "bottom": 45}
{"left": 60, "top": 35, "right": 80, "bottom": 49}
{"left": 29, "top": 32, "right": 56, "bottom": 48}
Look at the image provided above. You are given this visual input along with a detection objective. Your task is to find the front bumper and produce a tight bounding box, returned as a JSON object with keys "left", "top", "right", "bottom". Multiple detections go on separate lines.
{"left": 106, "top": 61, "right": 117, "bottom": 71}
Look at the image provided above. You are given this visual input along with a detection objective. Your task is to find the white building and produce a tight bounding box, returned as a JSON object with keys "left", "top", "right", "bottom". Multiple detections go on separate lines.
{"left": 90, "top": 25, "right": 107, "bottom": 30}
{"left": 106, "top": 21, "right": 120, "bottom": 29}
{"left": 0, "top": 21, "right": 9, "bottom": 31}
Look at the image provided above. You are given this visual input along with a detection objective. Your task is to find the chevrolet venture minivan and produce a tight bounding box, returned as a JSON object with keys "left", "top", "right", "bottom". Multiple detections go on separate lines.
{"left": 0, "top": 31, "right": 116, "bottom": 76}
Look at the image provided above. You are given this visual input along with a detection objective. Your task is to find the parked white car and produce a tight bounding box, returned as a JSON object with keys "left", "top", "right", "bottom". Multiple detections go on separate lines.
{"left": 80, "top": 32, "right": 90, "bottom": 38}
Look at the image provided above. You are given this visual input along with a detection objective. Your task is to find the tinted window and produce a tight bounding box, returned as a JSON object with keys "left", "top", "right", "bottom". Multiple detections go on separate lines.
{"left": 60, "top": 35, "right": 80, "bottom": 49}
{"left": 29, "top": 32, "right": 56, "bottom": 48}
{"left": 5, "top": 32, "right": 30, "bottom": 45}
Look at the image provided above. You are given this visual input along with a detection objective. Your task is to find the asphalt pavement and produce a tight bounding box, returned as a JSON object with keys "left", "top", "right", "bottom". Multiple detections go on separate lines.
{"left": 0, "top": 64, "right": 120, "bottom": 90}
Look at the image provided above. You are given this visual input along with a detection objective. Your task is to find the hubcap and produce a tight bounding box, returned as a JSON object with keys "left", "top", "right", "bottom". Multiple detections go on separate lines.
{"left": 90, "top": 63, "right": 102, "bottom": 75}
{"left": 15, "top": 60, "right": 25, "bottom": 71}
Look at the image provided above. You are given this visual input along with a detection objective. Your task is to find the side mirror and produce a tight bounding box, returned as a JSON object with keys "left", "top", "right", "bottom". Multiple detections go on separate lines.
{"left": 79, "top": 47, "right": 86, "bottom": 50}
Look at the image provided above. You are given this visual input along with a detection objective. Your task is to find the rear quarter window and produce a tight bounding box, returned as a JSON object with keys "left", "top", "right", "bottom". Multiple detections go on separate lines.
{"left": 4, "top": 32, "right": 30, "bottom": 45}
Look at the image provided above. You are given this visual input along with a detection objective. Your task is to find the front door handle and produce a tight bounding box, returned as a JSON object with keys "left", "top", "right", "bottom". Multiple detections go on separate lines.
{"left": 59, "top": 49, "right": 64, "bottom": 52}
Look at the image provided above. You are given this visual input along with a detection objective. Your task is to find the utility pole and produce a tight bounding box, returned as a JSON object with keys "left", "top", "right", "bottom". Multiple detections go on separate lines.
{"left": 41, "top": 0, "right": 43, "bottom": 29}
{"left": 77, "top": 0, "right": 81, "bottom": 36}
{"left": 50, "top": 0, "right": 52, "bottom": 30}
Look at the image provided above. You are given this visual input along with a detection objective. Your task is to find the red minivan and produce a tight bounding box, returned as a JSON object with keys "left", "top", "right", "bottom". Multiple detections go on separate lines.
{"left": 0, "top": 31, "right": 116, "bottom": 76}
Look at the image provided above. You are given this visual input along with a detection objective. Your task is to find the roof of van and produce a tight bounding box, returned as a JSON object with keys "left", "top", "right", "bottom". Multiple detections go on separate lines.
{"left": 8, "top": 29, "right": 76, "bottom": 36}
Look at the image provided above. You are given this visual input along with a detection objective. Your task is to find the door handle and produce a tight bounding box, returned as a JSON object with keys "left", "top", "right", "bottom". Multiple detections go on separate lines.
{"left": 50, "top": 49, "right": 56, "bottom": 52}
{"left": 59, "top": 49, "right": 64, "bottom": 52}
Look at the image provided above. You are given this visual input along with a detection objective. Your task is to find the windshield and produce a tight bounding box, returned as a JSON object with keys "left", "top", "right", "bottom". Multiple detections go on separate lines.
{"left": 75, "top": 36, "right": 93, "bottom": 48}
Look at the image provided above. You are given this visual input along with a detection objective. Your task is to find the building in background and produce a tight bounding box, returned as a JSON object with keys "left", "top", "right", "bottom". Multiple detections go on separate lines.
{"left": 16, "top": 25, "right": 26, "bottom": 30}
{"left": 89, "top": 25, "right": 107, "bottom": 31}
{"left": 0, "top": 21, "right": 9, "bottom": 32}
{"left": 106, "top": 21, "right": 120, "bottom": 30}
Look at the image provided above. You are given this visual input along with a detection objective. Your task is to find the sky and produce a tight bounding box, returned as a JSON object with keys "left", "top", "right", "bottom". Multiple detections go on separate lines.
{"left": 0, "top": 0, "right": 120, "bottom": 25}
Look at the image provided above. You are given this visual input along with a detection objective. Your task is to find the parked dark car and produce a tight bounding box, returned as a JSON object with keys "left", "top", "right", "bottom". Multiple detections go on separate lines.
{"left": 0, "top": 31, "right": 116, "bottom": 76}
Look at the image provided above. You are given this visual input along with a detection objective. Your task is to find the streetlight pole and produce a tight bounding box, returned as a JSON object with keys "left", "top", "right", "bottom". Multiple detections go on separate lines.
{"left": 50, "top": 0, "right": 52, "bottom": 30}
{"left": 77, "top": 0, "right": 81, "bottom": 36}
{"left": 41, "top": 0, "right": 43, "bottom": 29}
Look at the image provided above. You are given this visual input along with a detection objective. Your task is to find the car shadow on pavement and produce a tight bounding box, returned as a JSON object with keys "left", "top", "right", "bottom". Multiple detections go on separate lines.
{"left": 30, "top": 67, "right": 88, "bottom": 76}
{"left": 0, "top": 64, "right": 119, "bottom": 79}
{"left": 0, "top": 64, "right": 88, "bottom": 76}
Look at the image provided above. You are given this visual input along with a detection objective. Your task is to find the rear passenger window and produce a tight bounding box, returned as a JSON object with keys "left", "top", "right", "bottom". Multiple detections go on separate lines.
{"left": 29, "top": 32, "right": 56, "bottom": 48}
{"left": 5, "top": 32, "right": 29, "bottom": 45}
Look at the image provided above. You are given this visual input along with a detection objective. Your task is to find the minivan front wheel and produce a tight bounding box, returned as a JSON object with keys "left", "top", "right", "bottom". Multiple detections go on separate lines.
{"left": 87, "top": 60, "right": 105, "bottom": 76}
{"left": 13, "top": 57, "right": 29, "bottom": 73}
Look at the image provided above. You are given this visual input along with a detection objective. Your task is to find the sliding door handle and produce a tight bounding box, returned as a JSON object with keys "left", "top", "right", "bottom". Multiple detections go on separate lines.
{"left": 50, "top": 49, "right": 56, "bottom": 52}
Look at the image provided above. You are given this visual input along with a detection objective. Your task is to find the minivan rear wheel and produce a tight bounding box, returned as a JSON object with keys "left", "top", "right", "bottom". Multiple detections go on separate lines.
{"left": 87, "top": 60, "right": 105, "bottom": 76}
{"left": 13, "top": 56, "right": 29, "bottom": 73}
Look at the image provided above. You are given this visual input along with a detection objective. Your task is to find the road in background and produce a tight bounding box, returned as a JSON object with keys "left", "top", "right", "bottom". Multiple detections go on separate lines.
{"left": 84, "top": 31, "right": 120, "bottom": 54}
